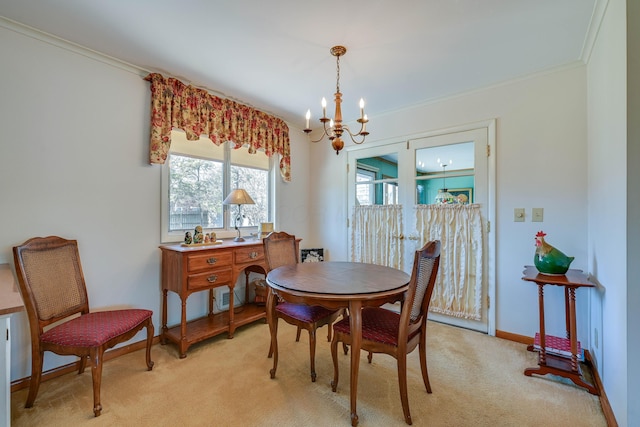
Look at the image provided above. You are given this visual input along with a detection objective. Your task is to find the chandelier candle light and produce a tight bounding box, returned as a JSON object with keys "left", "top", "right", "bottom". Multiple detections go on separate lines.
{"left": 304, "top": 45, "right": 369, "bottom": 155}
{"left": 434, "top": 159, "right": 456, "bottom": 204}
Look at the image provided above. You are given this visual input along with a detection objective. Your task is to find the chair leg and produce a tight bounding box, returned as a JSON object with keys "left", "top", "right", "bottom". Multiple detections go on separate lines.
{"left": 78, "top": 355, "right": 87, "bottom": 374}
{"left": 419, "top": 334, "right": 432, "bottom": 393}
{"left": 90, "top": 349, "right": 104, "bottom": 417}
{"left": 397, "top": 356, "right": 412, "bottom": 425}
{"left": 25, "top": 349, "right": 44, "bottom": 408}
{"left": 330, "top": 333, "right": 339, "bottom": 392}
{"left": 296, "top": 326, "right": 302, "bottom": 342}
{"left": 145, "top": 319, "right": 155, "bottom": 370}
{"left": 308, "top": 329, "right": 317, "bottom": 382}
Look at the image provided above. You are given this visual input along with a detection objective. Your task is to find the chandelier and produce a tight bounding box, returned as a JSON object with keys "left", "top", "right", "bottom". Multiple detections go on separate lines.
{"left": 434, "top": 159, "right": 456, "bottom": 204}
{"left": 304, "top": 45, "right": 369, "bottom": 155}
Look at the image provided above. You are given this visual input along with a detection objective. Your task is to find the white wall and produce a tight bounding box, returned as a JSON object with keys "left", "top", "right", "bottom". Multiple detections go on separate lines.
{"left": 311, "top": 65, "right": 589, "bottom": 340}
{"left": 587, "top": 0, "right": 627, "bottom": 423}
{"left": 0, "top": 22, "right": 160, "bottom": 380}
{"left": 0, "top": 21, "right": 311, "bottom": 383}
{"left": 275, "top": 128, "right": 312, "bottom": 244}
{"left": 587, "top": 0, "right": 637, "bottom": 425}
{"left": 627, "top": 0, "right": 640, "bottom": 423}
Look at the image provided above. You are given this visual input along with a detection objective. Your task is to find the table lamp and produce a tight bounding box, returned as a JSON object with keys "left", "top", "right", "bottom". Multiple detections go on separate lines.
{"left": 223, "top": 189, "right": 255, "bottom": 242}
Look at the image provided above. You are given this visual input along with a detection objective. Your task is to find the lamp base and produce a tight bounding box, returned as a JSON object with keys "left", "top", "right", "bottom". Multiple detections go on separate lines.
{"left": 233, "top": 236, "right": 245, "bottom": 242}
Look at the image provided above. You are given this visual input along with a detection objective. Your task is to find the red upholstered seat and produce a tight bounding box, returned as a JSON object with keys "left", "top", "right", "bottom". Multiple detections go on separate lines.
{"left": 41, "top": 309, "right": 153, "bottom": 347}
{"left": 333, "top": 307, "right": 421, "bottom": 347}
{"left": 276, "top": 303, "right": 337, "bottom": 324}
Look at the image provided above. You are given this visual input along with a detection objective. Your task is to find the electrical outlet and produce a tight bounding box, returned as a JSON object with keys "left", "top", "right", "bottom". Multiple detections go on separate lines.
{"left": 215, "top": 287, "right": 242, "bottom": 311}
{"left": 215, "top": 287, "right": 232, "bottom": 310}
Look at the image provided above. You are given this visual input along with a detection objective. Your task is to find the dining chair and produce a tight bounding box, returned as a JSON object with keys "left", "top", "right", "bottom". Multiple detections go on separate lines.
{"left": 13, "top": 236, "right": 155, "bottom": 417}
{"left": 263, "top": 231, "right": 343, "bottom": 382}
{"left": 330, "top": 240, "right": 441, "bottom": 425}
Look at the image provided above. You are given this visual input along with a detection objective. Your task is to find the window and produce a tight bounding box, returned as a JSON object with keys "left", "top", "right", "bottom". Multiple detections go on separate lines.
{"left": 356, "top": 167, "right": 376, "bottom": 205}
{"left": 161, "top": 130, "right": 272, "bottom": 243}
{"left": 356, "top": 160, "right": 399, "bottom": 205}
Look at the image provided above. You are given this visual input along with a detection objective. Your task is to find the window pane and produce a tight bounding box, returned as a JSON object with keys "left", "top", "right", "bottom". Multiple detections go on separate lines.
{"left": 356, "top": 157, "right": 398, "bottom": 205}
{"left": 169, "top": 154, "right": 223, "bottom": 231}
{"left": 356, "top": 168, "right": 376, "bottom": 205}
{"left": 230, "top": 165, "right": 268, "bottom": 227}
{"left": 415, "top": 142, "right": 475, "bottom": 205}
{"left": 384, "top": 182, "right": 398, "bottom": 204}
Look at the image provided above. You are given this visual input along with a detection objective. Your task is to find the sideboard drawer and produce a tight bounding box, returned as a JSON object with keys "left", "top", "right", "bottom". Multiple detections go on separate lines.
{"left": 187, "top": 251, "right": 233, "bottom": 272}
{"left": 234, "top": 246, "right": 264, "bottom": 264}
{"left": 187, "top": 267, "right": 233, "bottom": 290}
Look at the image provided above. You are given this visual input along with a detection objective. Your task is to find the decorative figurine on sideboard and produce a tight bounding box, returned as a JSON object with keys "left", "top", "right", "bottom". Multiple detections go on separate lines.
{"left": 534, "top": 231, "right": 574, "bottom": 275}
{"left": 184, "top": 231, "right": 192, "bottom": 245}
{"left": 193, "top": 225, "right": 204, "bottom": 244}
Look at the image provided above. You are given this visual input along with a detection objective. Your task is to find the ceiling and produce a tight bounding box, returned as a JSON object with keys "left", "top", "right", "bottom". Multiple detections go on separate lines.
{"left": 0, "top": 1, "right": 599, "bottom": 129}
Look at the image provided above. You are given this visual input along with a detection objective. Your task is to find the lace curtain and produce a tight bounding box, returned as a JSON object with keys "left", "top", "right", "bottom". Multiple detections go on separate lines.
{"left": 351, "top": 205, "right": 403, "bottom": 269}
{"left": 144, "top": 73, "right": 291, "bottom": 182}
{"left": 415, "top": 204, "right": 484, "bottom": 320}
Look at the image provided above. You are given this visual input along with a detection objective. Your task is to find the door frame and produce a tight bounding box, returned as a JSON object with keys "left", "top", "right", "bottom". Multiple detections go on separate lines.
{"left": 346, "top": 119, "right": 496, "bottom": 336}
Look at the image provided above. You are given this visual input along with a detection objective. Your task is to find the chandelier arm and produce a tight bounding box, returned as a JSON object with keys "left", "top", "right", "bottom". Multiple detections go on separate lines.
{"left": 344, "top": 131, "right": 367, "bottom": 145}
{"left": 308, "top": 120, "right": 336, "bottom": 143}
{"left": 342, "top": 124, "right": 369, "bottom": 143}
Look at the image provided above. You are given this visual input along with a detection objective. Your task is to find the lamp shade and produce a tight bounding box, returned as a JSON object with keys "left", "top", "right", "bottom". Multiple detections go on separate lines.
{"left": 223, "top": 189, "right": 255, "bottom": 205}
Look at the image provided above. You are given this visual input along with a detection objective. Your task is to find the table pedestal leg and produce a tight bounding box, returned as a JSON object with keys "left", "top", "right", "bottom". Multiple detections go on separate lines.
{"left": 349, "top": 300, "right": 362, "bottom": 427}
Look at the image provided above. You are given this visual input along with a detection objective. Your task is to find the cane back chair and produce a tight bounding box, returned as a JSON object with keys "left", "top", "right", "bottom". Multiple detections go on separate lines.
{"left": 330, "top": 240, "right": 441, "bottom": 425}
{"left": 13, "top": 236, "right": 154, "bottom": 417}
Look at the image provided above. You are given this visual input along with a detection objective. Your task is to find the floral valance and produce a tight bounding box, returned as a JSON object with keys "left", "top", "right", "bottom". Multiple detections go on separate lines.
{"left": 144, "top": 73, "right": 291, "bottom": 182}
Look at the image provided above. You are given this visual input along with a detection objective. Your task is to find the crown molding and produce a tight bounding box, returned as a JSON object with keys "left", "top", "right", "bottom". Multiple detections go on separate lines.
{"left": 0, "top": 15, "right": 147, "bottom": 77}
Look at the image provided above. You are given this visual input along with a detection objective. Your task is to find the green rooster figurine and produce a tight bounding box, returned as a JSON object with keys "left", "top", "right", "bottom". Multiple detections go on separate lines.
{"left": 534, "top": 231, "right": 574, "bottom": 275}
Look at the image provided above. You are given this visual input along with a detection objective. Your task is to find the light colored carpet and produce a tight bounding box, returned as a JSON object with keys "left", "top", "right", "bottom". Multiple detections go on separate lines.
{"left": 11, "top": 320, "right": 606, "bottom": 426}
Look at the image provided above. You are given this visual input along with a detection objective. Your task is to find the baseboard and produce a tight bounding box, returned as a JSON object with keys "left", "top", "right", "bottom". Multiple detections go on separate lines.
{"left": 496, "top": 329, "right": 617, "bottom": 427}
{"left": 583, "top": 349, "right": 618, "bottom": 427}
{"left": 495, "top": 329, "right": 533, "bottom": 345}
{"left": 11, "top": 335, "right": 161, "bottom": 393}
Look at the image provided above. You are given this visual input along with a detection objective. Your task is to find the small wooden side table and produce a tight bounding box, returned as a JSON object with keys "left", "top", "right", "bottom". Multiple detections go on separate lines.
{"left": 521, "top": 265, "right": 599, "bottom": 395}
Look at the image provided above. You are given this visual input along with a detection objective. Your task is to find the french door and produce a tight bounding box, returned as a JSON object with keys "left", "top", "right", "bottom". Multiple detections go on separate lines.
{"left": 347, "top": 122, "right": 495, "bottom": 333}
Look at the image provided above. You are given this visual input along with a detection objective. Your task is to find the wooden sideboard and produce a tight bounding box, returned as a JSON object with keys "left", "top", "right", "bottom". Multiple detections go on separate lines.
{"left": 159, "top": 240, "right": 268, "bottom": 358}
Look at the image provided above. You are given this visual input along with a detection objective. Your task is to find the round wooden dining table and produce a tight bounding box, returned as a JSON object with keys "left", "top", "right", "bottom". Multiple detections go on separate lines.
{"left": 266, "top": 261, "right": 411, "bottom": 427}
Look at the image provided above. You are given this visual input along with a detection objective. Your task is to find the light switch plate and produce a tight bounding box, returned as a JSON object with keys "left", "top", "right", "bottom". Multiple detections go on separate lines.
{"left": 514, "top": 208, "right": 525, "bottom": 222}
{"left": 532, "top": 208, "right": 544, "bottom": 222}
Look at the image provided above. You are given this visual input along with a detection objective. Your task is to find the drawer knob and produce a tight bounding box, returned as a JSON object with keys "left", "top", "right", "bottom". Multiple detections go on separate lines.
{"left": 249, "top": 251, "right": 258, "bottom": 259}
{"left": 207, "top": 275, "right": 218, "bottom": 283}
{"left": 207, "top": 257, "right": 217, "bottom": 264}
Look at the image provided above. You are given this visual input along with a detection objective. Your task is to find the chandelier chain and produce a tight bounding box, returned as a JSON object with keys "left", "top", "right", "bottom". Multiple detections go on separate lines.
{"left": 336, "top": 54, "right": 341, "bottom": 94}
